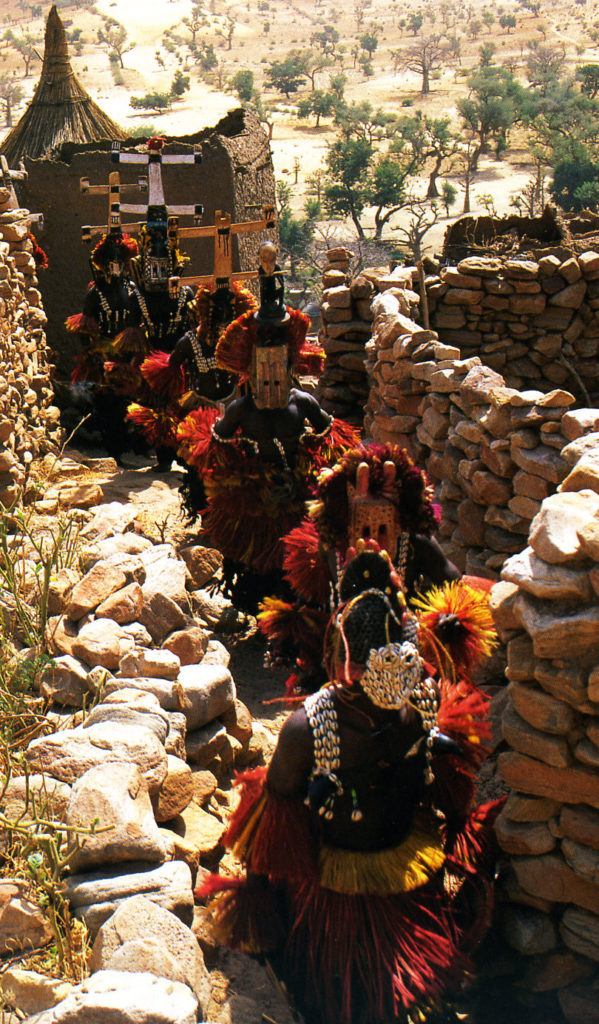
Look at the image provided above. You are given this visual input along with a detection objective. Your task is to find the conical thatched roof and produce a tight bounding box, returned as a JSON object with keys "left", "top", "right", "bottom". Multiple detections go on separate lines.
{"left": 0, "top": 5, "right": 126, "bottom": 165}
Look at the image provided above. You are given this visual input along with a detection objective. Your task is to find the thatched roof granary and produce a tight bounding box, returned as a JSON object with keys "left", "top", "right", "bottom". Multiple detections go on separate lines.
{"left": 0, "top": 5, "right": 125, "bottom": 165}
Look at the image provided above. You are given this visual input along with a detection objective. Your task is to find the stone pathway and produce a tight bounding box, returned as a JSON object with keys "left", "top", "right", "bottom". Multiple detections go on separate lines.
{"left": 0, "top": 448, "right": 295, "bottom": 1024}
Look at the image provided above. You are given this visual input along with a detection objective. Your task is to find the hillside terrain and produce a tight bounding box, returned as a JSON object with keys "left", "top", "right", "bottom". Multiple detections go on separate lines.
{"left": 0, "top": 0, "right": 595, "bottom": 263}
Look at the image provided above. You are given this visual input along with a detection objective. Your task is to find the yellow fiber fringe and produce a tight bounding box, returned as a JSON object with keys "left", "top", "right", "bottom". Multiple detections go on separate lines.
{"left": 208, "top": 890, "right": 271, "bottom": 954}
{"left": 229, "top": 794, "right": 267, "bottom": 861}
{"left": 319, "top": 819, "right": 445, "bottom": 896}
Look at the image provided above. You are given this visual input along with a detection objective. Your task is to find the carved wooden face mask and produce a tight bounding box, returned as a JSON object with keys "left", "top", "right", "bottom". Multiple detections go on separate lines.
{"left": 347, "top": 460, "right": 401, "bottom": 559}
{"left": 251, "top": 344, "right": 290, "bottom": 409}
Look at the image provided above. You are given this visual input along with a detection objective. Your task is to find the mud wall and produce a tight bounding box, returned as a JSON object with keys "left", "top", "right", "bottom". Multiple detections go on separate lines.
{"left": 16, "top": 108, "right": 276, "bottom": 379}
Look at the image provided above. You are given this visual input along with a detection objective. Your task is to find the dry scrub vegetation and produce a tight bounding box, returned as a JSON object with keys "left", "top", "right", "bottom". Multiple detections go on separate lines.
{"left": 0, "top": 0, "right": 596, "bottom": 282}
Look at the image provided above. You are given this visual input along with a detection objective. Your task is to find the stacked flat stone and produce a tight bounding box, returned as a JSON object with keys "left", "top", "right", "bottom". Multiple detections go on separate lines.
{"left": 0, "top": 202, "right": 60, "bottom": 506}
{"left": 365, "top": 286, "right": 577, "bottom": 579}
{"left": 319, "top": 252, "right": 419, "bottom": 424}
{"left": 430, "top": 380, "right": 575, "bottom": 579}
{"left": 492, "top": 416, "right": 599, "bottom": 1023}
{"left": 424, "top": 252, "right": 599, "bottom": 400}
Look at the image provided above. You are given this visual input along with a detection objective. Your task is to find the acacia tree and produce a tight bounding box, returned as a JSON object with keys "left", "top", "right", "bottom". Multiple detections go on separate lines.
{"left": 406, "top": 12, "right": 424, "bottom": 35}
{"left": 303, "top": 51, "right": 333, "bottom": 90}
{"left": 231, "top": 68, "right": 254, "bottom": 102}
{"left": 519, "top": 76, "right": 599, "bottom": 205}
{"left": 265, "top": 51, "right": 308, "bottom": 97}
{"left": 276, "top": 181, "right": 315, "bottom": 278}
{"left": 310, "top": 24, "right": 339, "bottom": 57}
{"left": 577, "top": 63, "right": 599, "bottom": 98}
{"left": 130, "top": 92, "right": 171, "bottom": 113}
{"left": 397, "top": 36, "right": 446, "bottom": 95}
{"left": 324, "top": 128, "right": 429, "bottom": 239}
{"left": 525, "top": 42, "right": 566, "bottom": 94}
{"left": 369, "top": 151, "right": 417, "bottom": 238}
{"left": 335, "top": 100, "right": 397, "bottom": 143}
{"left": 499, "top": 13, "right": 517, "bottom": 31}
{"left": 4, "top": 31, "right": 40, "bottom": 77}
{"left": 97, "top": 20, "right": 134, "bottom": 69}
{"left": 324, "top": 137, "right": 372, "bottom": 238}
{"left": 397, "top": 113, "right": 460, "bottom": 196}
{"left": 549, "top": 155, "right": 599, "bottom": 212}
{"left": 457, "top": 65, "right": 520, "bottom": 170}
{"left": 297, "top": 89, "right": 336, "bottom": 126}
{"left": 170, "top": 68, "right": 190, "bottom": 98}
{"left": 360, "top": 31, "right": 378, "bottom": 58}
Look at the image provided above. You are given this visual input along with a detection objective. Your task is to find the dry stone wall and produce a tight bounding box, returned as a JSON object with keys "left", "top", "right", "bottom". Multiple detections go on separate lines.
{"left": 365, "top": 286, "right": 578, "bottom": 579}
{"left": 359, "top": 263, "right": 599, "bottom": 1021}
{"left": 423, "top": 252, "right": 599, "bottom": 400}
{"left": 318, "top": 250, "right": 418, "bottom": 424}
{"left": 0, "top": 202, "right": 60, "bottom": 507}
{"left": 492, "top": 422, "right": 599, "bottom": 1023}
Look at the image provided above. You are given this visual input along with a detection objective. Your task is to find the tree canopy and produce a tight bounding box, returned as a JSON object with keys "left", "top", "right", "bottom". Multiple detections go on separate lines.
{"left": 265, "top": 51, "right": 308, "bottom": 97}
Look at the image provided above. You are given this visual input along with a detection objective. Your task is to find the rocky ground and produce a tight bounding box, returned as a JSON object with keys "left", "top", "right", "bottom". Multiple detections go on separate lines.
{"left": 0, "top": 445, "right": 296, "bottom": 1024}
{"left": 0, "top": 440, "right": 519, "bottom": 1024}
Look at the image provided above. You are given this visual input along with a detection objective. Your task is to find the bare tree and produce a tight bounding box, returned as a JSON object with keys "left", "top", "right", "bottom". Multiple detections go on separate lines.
{"left": 354, "top": 0, "right": 367, "bottom": 32}
{"left": 181, "top": 2, "right": 204, "bottom": 45}
{"left": 510, "top": 157, "right": 547, "bottom": 216}
{"left": 445, "top": 33, "right": 462, "bottom": 64}
{"left": 0, "top": 73, "right": 24, "bottom": 125}
{"left": 222, "top": 11, "right": 237, "bottom": 50}
{"left": 397, "top": 36, "right": 446, "bottom": 95}
{"left": 392, "top": 198, "right": 440, "bottom": 261}
{"left": 306, "top": 167, "right": 326, "bottom": 202}
{"left": 456, "top": 142, "right": 477, "bottom": 214}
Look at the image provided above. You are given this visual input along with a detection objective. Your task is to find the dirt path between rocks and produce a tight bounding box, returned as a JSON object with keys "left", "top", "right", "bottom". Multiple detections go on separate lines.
{"left": 38, "top": 448, "right": 508, "bottom": 1024}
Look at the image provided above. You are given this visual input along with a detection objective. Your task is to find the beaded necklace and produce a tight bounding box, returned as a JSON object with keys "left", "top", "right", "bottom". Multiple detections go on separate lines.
{"left": 304, "top": 686, "right": 346, "bottom": 820}
{"left": 211, "top": 426, "right": 291, "bottom": 471}
{"left": 96, "top": 289, "right": 128, "bottom": 337}
{"left": 191, "top": 330, "right": 218, "bottom": 373}
{"left": 305, "top": 580, "right": 440, "bottom": 825}
{"left": 132, "top": 284, "right": 187, "bottom": 342}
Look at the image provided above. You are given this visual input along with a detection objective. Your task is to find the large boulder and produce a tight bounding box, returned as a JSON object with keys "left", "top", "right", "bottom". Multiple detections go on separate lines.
{"left": 64, "top": 861, "right": 194, "bottom": 936}
{"left": 21, "top": 970, "right": 198, "bottom": 1024}
{"left": 24, "top": 723, "right": 168, "bottom": 794}
{"left": 66, "top": 763, "right": 168, "bottom": 872}
{"left": 90, "top": 895, "right": 209, "bottom": 1006}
